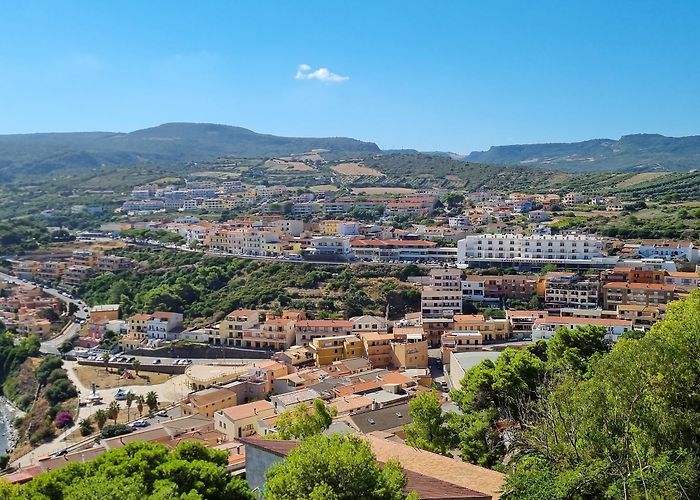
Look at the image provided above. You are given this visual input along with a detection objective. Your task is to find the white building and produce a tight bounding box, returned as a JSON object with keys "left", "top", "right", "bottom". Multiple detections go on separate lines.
{"left": 457, "top": 234, "right": 607, "bottom": 266}
{"left": 306, "top": 237, "right": 354, "bottom": 260}
{"left": 531, "top": 316, "right": 632, "bottom": 342}
{"left": 146, "top": 312, "right": 184, "bottom": 340}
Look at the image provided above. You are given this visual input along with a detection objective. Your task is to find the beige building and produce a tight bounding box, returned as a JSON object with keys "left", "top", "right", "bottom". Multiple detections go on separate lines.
{"left": 310, "top": 334, "right": 365, "bottom": 366}
{"left": 453, "top": 314, "right": 509, "bottom": 342}
{"left": 181, "top": 386, "right": 239, "bottom": 417}
{"left": 294, "top": 320, "right": 353, "bottom": 346}
{"left": 214, "top": 400, "right": 275, "bottom": 440}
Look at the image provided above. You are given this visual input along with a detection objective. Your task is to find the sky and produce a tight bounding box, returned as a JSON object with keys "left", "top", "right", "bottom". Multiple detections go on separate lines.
{"left": 1, "top": 1, "right": 700, "bottom": 153}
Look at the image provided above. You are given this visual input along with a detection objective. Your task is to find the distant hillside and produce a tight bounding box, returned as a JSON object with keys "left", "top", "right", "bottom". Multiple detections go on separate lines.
{"left": 0, "top": 122, "right": 380, "bottom": 176}
{"left": 466, "top": 134, "right": 700, "bottom": 172}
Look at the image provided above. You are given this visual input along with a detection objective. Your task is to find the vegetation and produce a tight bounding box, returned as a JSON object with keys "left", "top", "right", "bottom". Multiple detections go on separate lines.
{"left": 80, "top": 250, "right": 422, "bottom": 322}
{"left": 404, "top": 391, "right": 454, "bottom": 456}
{"left": 267, "top": 399, "right": 336, "bottom": 440}
{"left": 0, "top": 220, "right": 50, "bottom": 254}
{"left": 0, "top": 334, "right": 41, "bottom": 406}
{"left": 5, "top": 441, "right": 253, "bottom": 499}
{"left": 264, "top": 434, "right": 413, "bottom": 500}
{"left": 121, "top": 228, "right": 184, "bottom": 245}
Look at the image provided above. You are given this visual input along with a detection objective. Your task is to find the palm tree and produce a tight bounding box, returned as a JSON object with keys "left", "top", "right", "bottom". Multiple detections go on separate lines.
{"left": 94, "top": 409, "right": 108, "bottom": 430}
{"left": 125, "top": 392, "right": 136, "bottom": 420}
{"left": 136, "top": 395, "right": 145, "bottom": 417}
{"left": 102, "top": 353, "right": 110, "bottom": 372}
{"left": 133, "top": 359, "right": 141, "bottom": 377}
{"left": 146, "top": 391, "right": 158, "bottom": 413}
{"left": 108, "top": 400, "right": 120, "bottom": 424}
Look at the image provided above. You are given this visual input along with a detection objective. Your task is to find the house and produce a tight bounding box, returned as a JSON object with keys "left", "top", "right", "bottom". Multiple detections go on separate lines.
{"left": 146, "top": 312, "right": 184, "bottom": 340}
{"left": 213, "top": 400, "right": 275, "bottom": 440}
{"left": 181, "top": 386, "right": 239, "bottom": 417}
{"left": 89, "top": 304, "right": 120, "bottom": 323}
{"left": 350, "top": 314, "right": 390, "bottom": 332}
{"left": 270, "top": 388, "right": 323, "bottom": 412}
{"left": 346, "top": 402, "right": 412, "bottom": 435}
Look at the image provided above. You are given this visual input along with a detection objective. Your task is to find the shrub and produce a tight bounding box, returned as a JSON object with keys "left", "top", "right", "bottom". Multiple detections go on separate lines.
{"left": 101, "top": 424, "right": 133, "bottom": 438}
{"left": 55, "top": 411, "right": 74, "bottom": 429}
{"left": 45, "top": 378, "right": 77, "bottom": 405}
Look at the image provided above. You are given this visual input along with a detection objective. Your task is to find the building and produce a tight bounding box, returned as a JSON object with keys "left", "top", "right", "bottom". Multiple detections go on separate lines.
{"left": 453, "top": 314, "right": 510, "bottom": 342}
{"left": 616, "top": 304, "right": 663, "bottom": 329}
{"left": 440, "top": 331, "right": 484, "bottom": 362}
{"left": 214, "top": 400, "right": 275, "bottom": 440}
{"left": 506, "top": 310, "right": 548, "bottom": 338}
{"left": 181, "top": 386, "right": 239, "bottom": 417}
{"left": 602, "top": 282, "right": 678, "bottom": 309}
{"left": 89, "top": 304, "right": 120, "bottom": 323}
{"left": 61, "top": 265, "right": 93, "bottom": 286}
{"left": 542, "top": 273, "right": 600, "bottom": 309}
{"left": 294, "top": 320, "right": 353, "bottom": 346}
{"left": 462, "top": 275, "right": 537, "bottom": 303}
{"left": 215, "top": 309, "right": 260, "bottom": 346}
{"left": 96, "top": 255, "right": 132, "bottom": 272}
{"left": 350, "top": 315, "right": 390, "bottom": 333}
{"left": 241, "top": 435, "right": 504, "bottom": 500}
{"left": 457, "top": 234, "right": 606, "bottom": 266}
{"left": 532, "top": 316, "right": 633, "bottom": 342}
{"left": 305, "top": 236, "right": 354, "bottom": 260}
{"left": 664, "top": 271, "right": 700, "bottom": 291}
{"left": 361, "top": 332, "right": 395, "bottom": 368}
{"left": 310, "top": 334, "right": 365, "bottom": 366}
{"left": 421, "top": 288, "right": 462, "bottom": 318}
{"left": 428, "top": 267, "right": 462, "bottom": 291}
{"left": 448, "top": 351, "right": 502, "bottom": 387}
{"left": 146, "top": 312, "right": 184, "bottom": 340}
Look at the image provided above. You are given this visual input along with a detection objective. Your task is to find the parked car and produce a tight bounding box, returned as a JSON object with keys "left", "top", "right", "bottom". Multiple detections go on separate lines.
{"left": 152, "top": 359, "right": 161, "bottom": 364}
{"left": 156, "top": 410, "right": 168, "bottom": 417}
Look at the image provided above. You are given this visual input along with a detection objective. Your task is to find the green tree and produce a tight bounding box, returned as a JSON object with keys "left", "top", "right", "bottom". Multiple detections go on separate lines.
{"left": 404, "top": 391, "right": 454, "bottom": 455}
{"left": 125, "top": 392, "right": 136, "bottom": 421}
{"left": 13, "top": 441, "right": 254, "bottom": 499}
{"left": 271, "top": 399, "right": 336, "bottom": 440}
{"left": 146, "top": 391, "right": 159, "bottom": 413}
{"left": 78, "top": 418, "right": 94, "bottom": 437}
{"left": 264, "top": 434, "right": 411, "bottom": 500}
{"left": 545, "top": 324, "right": 610, "bottom": 374}
{"left": 136, "top": 395, "right": 145, "bottom": 417}
{"left": 101, "top": 353, "right": 110, "bottom": 372}
{"left": 504, "top": 291, "right": 700, "bottom": 498}
{"left": 132, "top": 359, "right": 140, "bottom": 376}
{"left": 94, "top": 409, "right": 108, "bottom": 430}
{"left": 107, "top": 400, "right": 120, "bottom": 424}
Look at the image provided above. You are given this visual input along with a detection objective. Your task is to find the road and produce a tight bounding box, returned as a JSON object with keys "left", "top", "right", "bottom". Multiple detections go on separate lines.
{"left": 0, "top": 271, "right": 88, "bottom": 354}
{"left": 10, "top": 360, "right": 186, "bottom": 469}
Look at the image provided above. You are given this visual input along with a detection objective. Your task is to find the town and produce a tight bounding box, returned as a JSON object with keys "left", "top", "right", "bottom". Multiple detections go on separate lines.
{"left": 1, "top": 175, "right": 698, "bottom": 499}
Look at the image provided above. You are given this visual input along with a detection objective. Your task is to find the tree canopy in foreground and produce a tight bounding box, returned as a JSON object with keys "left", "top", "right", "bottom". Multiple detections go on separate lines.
{"left": 1, "top": 441, "right": 253, "bottom": 500}
{"left": 263, "top": 434, "right": 416, "bottom": 500}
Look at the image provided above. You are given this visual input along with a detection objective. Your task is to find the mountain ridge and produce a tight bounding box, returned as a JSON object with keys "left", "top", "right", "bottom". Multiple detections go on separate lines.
{"left": 465, "top": 133, "right": 700, "bottom": 172}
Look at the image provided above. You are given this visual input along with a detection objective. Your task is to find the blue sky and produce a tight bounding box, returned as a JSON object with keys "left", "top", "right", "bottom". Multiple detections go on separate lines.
{"left": 1, "top": 1, "right": 699, "bottom": 153}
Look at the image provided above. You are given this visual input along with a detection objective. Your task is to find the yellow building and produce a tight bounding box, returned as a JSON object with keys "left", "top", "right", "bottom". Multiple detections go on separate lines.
{"left": 390, "top": 335, "right": 429, "bottom": 369}
{"left": 452, "top": 314, "right": 510, "bottom": 341}
{"left": 181, "top": 386, "right": 239, "bottom": 417}
{"left": 319, "top": 220, "right": 342, "bottom": 236}
{"left": 310, "top": 334, "right": 365, "bottom": 366}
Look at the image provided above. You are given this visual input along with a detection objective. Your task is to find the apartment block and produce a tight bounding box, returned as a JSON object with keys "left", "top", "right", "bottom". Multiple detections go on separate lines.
{"left": 309, "top": 334, "right": 365, "bottom": 366}
{"left": 294, "top": 320, "right": 353, "bottom": 346}
{"left": 453, "top": 314, "right": 510, "bottom": 342}
{"left": 602, "top": 282, "right": 678, "bottom": 309}
{"left": 543, "top": 273, "right": 600, "bottom": 309}
{"left": 532, "top": 316, "right": 633, "bottom": 342}
{"left": 457, "top": 234, "right": 604, "bottom": 265}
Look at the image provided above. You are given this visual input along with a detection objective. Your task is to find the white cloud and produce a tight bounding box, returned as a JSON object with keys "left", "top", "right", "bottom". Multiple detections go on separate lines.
{"left": 295, "top": 64, "right": 349, "bottom": 83}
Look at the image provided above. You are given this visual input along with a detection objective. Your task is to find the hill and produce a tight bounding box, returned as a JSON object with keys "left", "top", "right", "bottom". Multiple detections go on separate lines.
{"left": 0, "top": 122, "right": 380, "bottom": 176}
{"left": 466, "top": 133, "right": 700, "bottom": 172}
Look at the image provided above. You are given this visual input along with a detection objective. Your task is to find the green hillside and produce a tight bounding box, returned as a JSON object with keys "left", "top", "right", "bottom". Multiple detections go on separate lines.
{"left": 466, "top": 133, "right": 700, "bottom": 172}
{"left": 0, "top": 123, "right": 381, "bottom": 178}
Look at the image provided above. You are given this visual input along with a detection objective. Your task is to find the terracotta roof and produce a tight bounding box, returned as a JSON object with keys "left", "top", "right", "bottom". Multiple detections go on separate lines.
{"left": 218, "top": 400, "right": 274, "bottom": 421}
{"left": 128, "top": 313, "right": 152, "bottom": 321}
{"left": 453, "top": 314, "right": 486, "bottom": 322}
{"left": 296, "top": 320, "right": 353, "bottom": 328}
{"left": 335, "top": 380, "right": 383, "bottom": 397}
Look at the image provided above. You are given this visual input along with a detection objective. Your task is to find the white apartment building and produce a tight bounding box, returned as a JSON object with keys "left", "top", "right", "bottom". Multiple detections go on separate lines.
{"left": 421, "top": 289, "right": 462, "bottom": 318}
{"left": 457, "top": 234, "right": 605, "bottom": 265}
{"left": 146, "top": 312, "right": 184, "bottom": 340}
{"left": 532, "top": 316, "right": 632, "bottom": 342}
{"left": 306, "top": 237, "right": 354, "bottom": 259}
